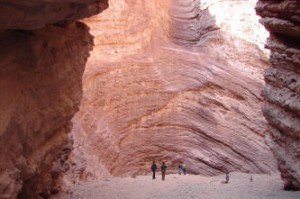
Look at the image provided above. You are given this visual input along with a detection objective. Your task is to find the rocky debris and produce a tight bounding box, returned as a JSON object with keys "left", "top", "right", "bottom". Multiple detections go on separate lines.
{"left": 256, "top": 0, "right": 300, "bottom": 191}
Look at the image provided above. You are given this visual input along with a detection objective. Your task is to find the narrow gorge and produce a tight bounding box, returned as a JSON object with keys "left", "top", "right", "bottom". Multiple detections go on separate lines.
{"left": 0, "top": 0, "right": 299, "bottom": 198}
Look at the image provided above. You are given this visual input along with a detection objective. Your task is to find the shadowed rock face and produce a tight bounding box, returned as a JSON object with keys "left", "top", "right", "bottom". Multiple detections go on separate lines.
{"left": 0, "top": 23, "right": 91, "bottom": 199}
{"left": 0, "top": 0, "right": 109, "bottom": 30}
{"left": 0, "top": 0, "right": 108, "bottom": 198}
{"left": 67, "top": 0, "right": 277, "bottom": 181}
{"left": 256, "top": 0, "right": 300, "bottom": 191}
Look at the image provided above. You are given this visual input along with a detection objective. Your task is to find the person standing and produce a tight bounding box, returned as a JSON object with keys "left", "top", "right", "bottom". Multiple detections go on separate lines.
{"left": 225, "top": 172, "right": 229, "bottom": 183}
{"left": 221, "top": 172, "right": 230, "bottom": 184}
{"left": 151, "top": 161, "right": 157, "bottom": 179}
{"left": 182, "top": 163, "right": 187, "bottom": 175}
{"left": 161, "top": 162, "right": 167, "bottom": 181}
{"left": 178, "top": 163, "right": 183, "bottom": 175}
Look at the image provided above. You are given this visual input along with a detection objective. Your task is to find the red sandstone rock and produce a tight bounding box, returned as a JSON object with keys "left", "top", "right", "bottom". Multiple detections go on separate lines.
{"left": 2, "top": 0, "right": 295, "bottom": 197}
{"left": 66, "top": 0, "right": 277, "bottom": 182}
{"left": 0, "top": 22, "right": 92, "bottom": 199}
{"left": 256, "top": 0, "right": 300, "bottom": 191}
{"left": 0, "top": 0, "right": 108, "bottom": 30}
{"left": 0, "top": 0, "right": 108, "bottom": 198}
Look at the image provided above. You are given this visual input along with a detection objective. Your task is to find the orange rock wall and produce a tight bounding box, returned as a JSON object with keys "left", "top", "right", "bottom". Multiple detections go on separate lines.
{"left": 0, "top": 1, "right": 108, "bottom": 198}
{"left": 67, "top": 0, "right": 277, "bottom": 181}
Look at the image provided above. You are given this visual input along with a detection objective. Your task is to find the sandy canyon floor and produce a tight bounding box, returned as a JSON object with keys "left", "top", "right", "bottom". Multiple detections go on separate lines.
{"left": 52, "top": 172, "right": 300, "bottom": 199}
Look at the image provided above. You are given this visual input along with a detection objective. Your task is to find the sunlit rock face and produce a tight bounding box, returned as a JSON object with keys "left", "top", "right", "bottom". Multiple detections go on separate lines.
{"left": 0, "top": 0, "right": 108, "bottom": 198}
{"left": 256, "top": 0, "right": 300, "bottom": 191}
{"left": 69, "top": 0, "right": 277, "bottom": 180}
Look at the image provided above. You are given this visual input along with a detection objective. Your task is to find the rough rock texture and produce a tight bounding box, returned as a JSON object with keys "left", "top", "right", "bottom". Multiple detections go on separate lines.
{"left": 0, "top": 23, "right": 91, "bottom": 199}
{"left": 0, "top": 0, "right": 108, "bottom": 198}
{"left": 256, "top": 0, "right": 300, "bottom": 190}
{"left": 0, "top": 0, "right": 109, "bottom": 30}
{"left": 67, "top": 0, "right": 277, "bottom": 182}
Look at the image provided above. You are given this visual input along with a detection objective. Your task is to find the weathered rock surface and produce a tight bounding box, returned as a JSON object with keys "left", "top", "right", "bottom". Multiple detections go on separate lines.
{"left": 67, "top": 0, "right": 277, "bottom": 181}
{"left": 0, "top": 0, "right": 108, "bottom": 30}
{"left": 0, "top": 23, "right": 91, "bottom": 199}
{"left": 0, "top": 0, "right": 108, "bottom": 198}
{"left": 256, "top": 0, "right": 300, "bottom": 190}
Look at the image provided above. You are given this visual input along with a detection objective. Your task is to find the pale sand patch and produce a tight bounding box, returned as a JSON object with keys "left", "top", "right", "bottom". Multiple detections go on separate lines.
{"left": 52, "top": 172, "right": 300, "bottom": 199}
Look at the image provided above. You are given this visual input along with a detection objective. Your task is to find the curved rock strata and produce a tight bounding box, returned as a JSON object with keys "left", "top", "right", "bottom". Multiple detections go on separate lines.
{"left": 67, "top": 0, "right": 277, "bottom": 181}
{"left": 169, "top": 0, "right": 203, "bottom": 44}
{"left": 256, "top": 0, "right": 300, "bottom": 191}
{"left": 0, "top": 0, "right": 108, "bottom": 198}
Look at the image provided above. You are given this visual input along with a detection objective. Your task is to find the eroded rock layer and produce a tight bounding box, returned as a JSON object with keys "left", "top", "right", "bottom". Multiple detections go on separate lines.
{"left": 0, "top": 0, "right": 109, "bottom": 30}
{"left": 256, "top": 0, "right": 300, "bottom": 190}
{"left": 67, "top": 0, "right": 277, "bottom": 181}
{"left": 0, "top": 0, "right": 108, "bottom": 198}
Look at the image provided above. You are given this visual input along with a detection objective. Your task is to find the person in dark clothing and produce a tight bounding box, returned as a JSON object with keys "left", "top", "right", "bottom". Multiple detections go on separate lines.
{"left": 151, "top": 161, "right": 157, "bottom": 179}
{"left": 161, "top": 162, "right": 167, "bottom": 181}
{"left": 178, "top": 163, "right": 182, "bottom": 175}
{"left": 221, "top": 172, "right": 230, "bottom": 184}
{"left": 225, "top": 172, "right": 229, "bottom": 183}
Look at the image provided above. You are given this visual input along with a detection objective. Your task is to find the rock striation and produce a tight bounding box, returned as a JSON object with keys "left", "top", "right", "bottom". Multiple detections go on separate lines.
{"left": 256, "top": 0, "right": 300, "bottom": 190}
{"left": 0, "top": 0, "right": 108, "bottom": 198}
{"left": 67, "top": 0, "right": 277, "bottom": 182}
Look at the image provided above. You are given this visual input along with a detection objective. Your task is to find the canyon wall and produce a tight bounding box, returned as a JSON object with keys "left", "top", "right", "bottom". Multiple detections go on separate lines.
{"left": 0, "top": 0, "right": 108, "bottom": 198}
{"left": 68, "top": 0, "right": 277, "bottom": 181}
{"left": 256, "top": 0, "right": 300, "bottom": 190}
